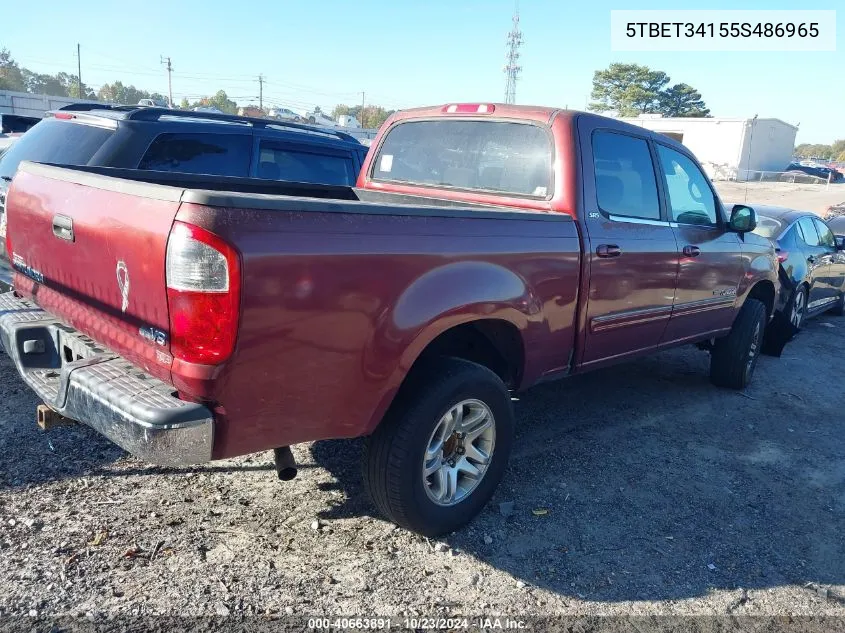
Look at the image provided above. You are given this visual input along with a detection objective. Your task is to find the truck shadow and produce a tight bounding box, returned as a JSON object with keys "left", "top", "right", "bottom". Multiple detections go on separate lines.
{"left": 310, "top": 328, "right": 845, "bottom": 602}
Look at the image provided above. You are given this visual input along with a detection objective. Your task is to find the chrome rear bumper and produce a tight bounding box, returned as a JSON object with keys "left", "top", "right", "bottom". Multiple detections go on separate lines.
{"left": 0, "top": 291, "right": 213, "bottom": 466}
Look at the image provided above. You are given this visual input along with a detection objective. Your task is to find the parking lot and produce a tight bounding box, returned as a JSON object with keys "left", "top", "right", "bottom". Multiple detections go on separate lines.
{"left": 0, "top": 307, "right": 843, "bottom": 618}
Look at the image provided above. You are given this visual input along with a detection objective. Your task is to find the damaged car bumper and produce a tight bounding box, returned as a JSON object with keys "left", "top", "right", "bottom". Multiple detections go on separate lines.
{"left": 0, "top": 291, "right": 213, "bottom": 466}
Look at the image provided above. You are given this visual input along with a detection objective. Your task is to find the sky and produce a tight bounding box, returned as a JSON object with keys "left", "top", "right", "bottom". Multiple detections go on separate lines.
{"left": 4, "top": 0, "right": 842, "bottom": 143}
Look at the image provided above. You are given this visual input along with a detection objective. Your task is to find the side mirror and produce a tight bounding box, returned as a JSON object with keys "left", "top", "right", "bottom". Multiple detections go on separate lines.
{"left": 836, "top": 235, "right": 845, "bottom": 250}
{"left": 729, "top": 204, "right": 757, "bottom": 233}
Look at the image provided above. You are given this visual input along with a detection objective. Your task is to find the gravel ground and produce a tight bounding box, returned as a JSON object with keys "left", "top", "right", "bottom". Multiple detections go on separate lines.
{"left": 0, "top": 313, "right": 843, "bottom": 623}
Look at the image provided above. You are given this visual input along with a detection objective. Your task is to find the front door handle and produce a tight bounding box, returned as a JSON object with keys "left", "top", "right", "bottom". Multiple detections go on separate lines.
{"left": 52, "top": 215, "right": 74, "bottom": 242}
{"left": 596, "top": 244, "right": 622, "bottom": 258}
{"left": 683, "top": 245, "right": 701, "bottom": 257}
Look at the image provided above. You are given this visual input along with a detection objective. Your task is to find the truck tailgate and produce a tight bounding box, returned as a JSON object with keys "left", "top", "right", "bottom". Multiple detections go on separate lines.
{"left": 5, "top": 163, "right": 180, "bottom": 380}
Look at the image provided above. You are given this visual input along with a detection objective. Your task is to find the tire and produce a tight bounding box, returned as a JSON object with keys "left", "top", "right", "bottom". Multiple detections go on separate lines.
{"left": 363, "top": 357, "right": 514, "bottom": 536}
{"left": 710, "top": 298, "right": 767, "bottom": 389}
{"left": 830, "top": 291, "right": 845, "bottom": 316}
{"left": 787, "top": 285, "right": 808, "bottom": 329}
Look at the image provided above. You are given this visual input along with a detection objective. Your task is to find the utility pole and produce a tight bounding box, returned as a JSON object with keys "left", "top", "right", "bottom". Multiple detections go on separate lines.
{"left": 77, "top": 43, "right": 82, "bottom": 99}
{"left": 161, "top": 56, "right": 173, "bottom": 107}
{"left": 361, "top": 92, "right": 365, "bottom": 127}
{"left": 258, "top": 74, "right": 264, "bottom": 111}
{"left": 503, "top": 3, "right": 523, "bottom": 104}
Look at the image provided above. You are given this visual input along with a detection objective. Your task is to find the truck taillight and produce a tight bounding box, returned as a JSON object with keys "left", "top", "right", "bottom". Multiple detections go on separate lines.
{"left": 165, "top": 221, "right": 240, "bottom": 365}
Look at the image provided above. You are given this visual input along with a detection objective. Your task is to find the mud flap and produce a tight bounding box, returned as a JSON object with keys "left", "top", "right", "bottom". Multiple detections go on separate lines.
{"left": 761, "top": 311, "right": 799, "bottom": 357}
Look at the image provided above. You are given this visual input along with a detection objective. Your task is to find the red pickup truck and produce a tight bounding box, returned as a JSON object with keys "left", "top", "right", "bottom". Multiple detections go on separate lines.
{"left": 1, "top": 104, "right": 779, "bottom": 536}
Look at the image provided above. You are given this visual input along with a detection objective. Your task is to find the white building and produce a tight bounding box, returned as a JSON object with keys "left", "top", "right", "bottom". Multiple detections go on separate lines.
{"left": 619, "top": 115, "right": 799, "bottom": 181}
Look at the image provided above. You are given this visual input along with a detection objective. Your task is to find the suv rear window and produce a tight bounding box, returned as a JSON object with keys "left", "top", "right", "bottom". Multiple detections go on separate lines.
{"left": 138, "top": 133, "right": 252, "bottom": 177}
{"left": 0, "top": 119, "right": 113, "bottom": 181}
{"left": 372, "top": 120, "right": 552, "bottom": 197}
{"left": 257, "top": 142, "right": 355, "bottom": 185}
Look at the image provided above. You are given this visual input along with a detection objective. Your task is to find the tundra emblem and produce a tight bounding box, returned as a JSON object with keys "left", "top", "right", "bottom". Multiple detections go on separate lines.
{"left": 116, "top": 261, "right": 130, "bottom": 312}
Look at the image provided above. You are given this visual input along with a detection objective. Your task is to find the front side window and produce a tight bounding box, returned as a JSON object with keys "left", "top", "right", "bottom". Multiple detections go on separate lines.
{"left": 372, "top": 120, "right": 552, "bottom": 197}
{"left": 138, "top": 133, "right": 252, "bottom": 177}
{"left": 592, "top": 131, "right": 660, "bottom": 220}
{"left": 256, "top": 142, "right": 355, "bottom": 185}
{"left": 656, "top": 144, "right": 718, "bottom": 226}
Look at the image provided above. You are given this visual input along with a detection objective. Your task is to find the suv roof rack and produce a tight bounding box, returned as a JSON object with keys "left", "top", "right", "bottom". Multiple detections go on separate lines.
{"left": 126, "top": 108, "right": 360, "bottom": 143}
{"left": 54, "top": 104, "right": 362, "bottom": 144}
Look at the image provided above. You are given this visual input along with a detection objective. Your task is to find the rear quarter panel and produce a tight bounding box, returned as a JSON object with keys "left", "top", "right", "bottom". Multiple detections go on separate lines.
{"left": 175, "top": 200, "right": 581, "bottom": 459}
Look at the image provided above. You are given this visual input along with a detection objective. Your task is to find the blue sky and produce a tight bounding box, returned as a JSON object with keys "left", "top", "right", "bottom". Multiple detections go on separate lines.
{"left": 4, "top": 0, "right": 842, "bottom": 143}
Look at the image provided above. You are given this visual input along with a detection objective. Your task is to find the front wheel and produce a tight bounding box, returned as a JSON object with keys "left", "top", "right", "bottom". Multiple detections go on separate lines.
{"left": 363, "top": 357, "right": 514, "bottom": 536}
{"left": 710, "top": 298, "right": 767, "bottom": 389}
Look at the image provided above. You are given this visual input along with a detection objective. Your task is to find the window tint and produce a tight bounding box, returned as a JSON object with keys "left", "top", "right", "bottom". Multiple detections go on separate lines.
{"left": 373, "top": 120, "right": 552, "bottom": 197}
{"left": 138, "top": 133, "right": 252, "bottom": 177}
{"left": 592, "top": 131, "right": 660, "bottom": 220}
{"left": 798, "top": 216, "right": 821, "bottom": 246}
{"left": 0, "top": 119, "right": 113, "bottom": 181}
{"left": 813, "top": 218, "right": 836, "bottom": 249}
{"left": 656, "top": 144, "right": 717, "bottom": 225}
{"left": 256, "top": 143, "right": 355, "bottom": 186}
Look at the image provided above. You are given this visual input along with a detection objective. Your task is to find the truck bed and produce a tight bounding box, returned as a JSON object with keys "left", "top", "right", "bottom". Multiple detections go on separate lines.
{"left": 5, "top": 161, "right": 582, "bottom": 459}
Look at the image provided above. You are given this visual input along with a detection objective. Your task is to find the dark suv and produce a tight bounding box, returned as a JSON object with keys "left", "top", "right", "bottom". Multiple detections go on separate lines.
{"left": 0, "top": 104, "right": 368, "bottom": 262}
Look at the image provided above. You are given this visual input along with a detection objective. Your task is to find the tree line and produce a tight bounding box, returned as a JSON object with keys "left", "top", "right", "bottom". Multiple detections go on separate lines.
{"left": 794, "top": 140, "right": 845, "bottom": 162}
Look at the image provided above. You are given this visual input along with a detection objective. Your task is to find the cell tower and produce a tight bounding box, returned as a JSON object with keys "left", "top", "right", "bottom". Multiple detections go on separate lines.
{"left": 503, "top": 6, "right": 523, "bottom": 104}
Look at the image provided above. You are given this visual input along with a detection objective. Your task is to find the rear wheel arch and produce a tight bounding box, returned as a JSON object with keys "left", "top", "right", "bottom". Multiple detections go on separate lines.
{"left": 366, "top": 317, "right": 526, "bottom": 436}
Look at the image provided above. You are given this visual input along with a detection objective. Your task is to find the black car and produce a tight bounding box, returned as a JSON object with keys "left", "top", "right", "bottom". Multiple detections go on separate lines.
{"left": 752, "top": 205, "right": 845, "bottom": 328}
{"left": 827, "top": 214, "right": 845, "bottom": 248}
{"left": 0, "top": 104, "right": 369, "bottom": 260}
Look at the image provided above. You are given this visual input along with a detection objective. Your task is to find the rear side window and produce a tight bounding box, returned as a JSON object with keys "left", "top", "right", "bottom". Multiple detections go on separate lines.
{"left": 372, "top": 120, "right": 552, "bottom": 197}
{"left": 592, "top": 131, "right": 660, "bottom": 220}
{"left": 138, "top": 133, "right": 252, "bottom": 177}
{"left": 797, "top": 216, "right": 821, "bottom": 246}
{"left": 0, "top": 119, "right": 113, "bottom": 180}
{"left": 813, "top": 218, "right": 836, "bottom": 249}
{"left": 256, "top": 142, "right": 356, "bottom": 185}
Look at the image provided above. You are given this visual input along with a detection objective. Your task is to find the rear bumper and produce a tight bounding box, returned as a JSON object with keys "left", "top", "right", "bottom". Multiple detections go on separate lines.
{"left": 0, "top": 291, "right": 213, "bottom": 466}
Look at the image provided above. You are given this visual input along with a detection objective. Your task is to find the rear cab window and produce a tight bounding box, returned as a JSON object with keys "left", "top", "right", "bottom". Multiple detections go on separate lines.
{"left": 0, "top": 118, "right": 114, "bottom": 181}
{"left": 371, "top": 120, "right": 552, "bottom": 197}
{"left": 138, "top": 132, "right": 252, "bottom": 177}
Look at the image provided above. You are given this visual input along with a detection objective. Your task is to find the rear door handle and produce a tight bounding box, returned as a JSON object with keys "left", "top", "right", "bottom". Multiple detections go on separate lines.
{"left": 596, "top": 244, "right": 622, "bottom": 258}
{"left": 683, "top": 245, "right": 701, "bottom": 257}
{"left": 52, "top": 215, "right": 74, "bottom": 242}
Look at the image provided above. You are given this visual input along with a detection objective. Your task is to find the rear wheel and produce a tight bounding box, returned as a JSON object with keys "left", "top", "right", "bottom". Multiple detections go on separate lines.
{"left": 710, "top": 298, "right": 767, "bottom": 389}
{"left": 363, "top": 357, "right": 514, "bottom": 536}
{"left": 788, "top": 286, "right": 808, "bottom": 328}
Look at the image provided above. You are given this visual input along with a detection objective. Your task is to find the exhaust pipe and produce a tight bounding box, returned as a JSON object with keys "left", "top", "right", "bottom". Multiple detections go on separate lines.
{"left": 273, "top": 446, "right": 298, "bottom": 481}
{"left": 36, "top": 404, "right": 74, "bottom": 431}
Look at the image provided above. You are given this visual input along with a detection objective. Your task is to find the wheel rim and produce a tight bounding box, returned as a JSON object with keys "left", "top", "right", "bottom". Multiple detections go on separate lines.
{"left": 422, "top": 399, "right": 496, "bottom": 507}
{"left": 746, "top": 321, "right": 761, "bottom": 378}
{"left": 791, "top": 290, "right": 805, "bottom": 327}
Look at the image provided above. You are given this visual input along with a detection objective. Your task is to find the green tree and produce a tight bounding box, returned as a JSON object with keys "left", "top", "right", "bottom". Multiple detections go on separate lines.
{"left": 180, "top": 97, "right": 190, "bottom": 109}
{"left": 660, "top": 83, "right": 710, "bottom": 117}
{"left": 22, "top": 70, "right": 68, "bottom": 96}
{"left": 0, "top": 49, "right": 26, "bottom": 92}
{"left": 331, "top": 104, "right": 351, "bottom": 120}
{"left": 589, "top": 63, "right": 710, "bottom": 118}
{"left": 831, "top": 139, "right": 845, "bottom": 157}
{"left": 589, "top": 63, "right": 669, "bottom": 116}
{"left": 837, "top": 150, "right": 845, "bottom": 163}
